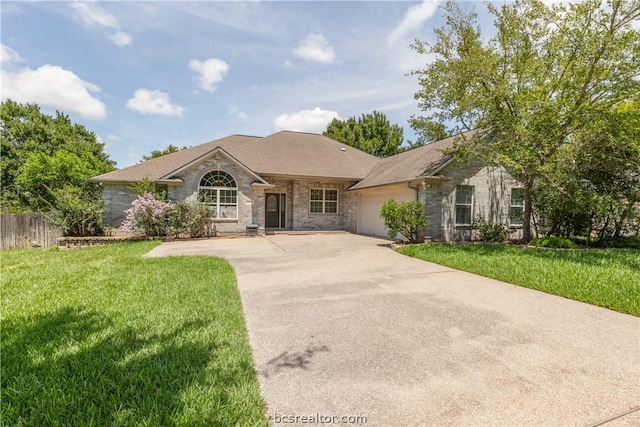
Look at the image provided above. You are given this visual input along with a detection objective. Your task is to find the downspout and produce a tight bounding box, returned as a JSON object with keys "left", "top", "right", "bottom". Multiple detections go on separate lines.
{"left": 407, "top": 181, "right": 420, "bottom": 200}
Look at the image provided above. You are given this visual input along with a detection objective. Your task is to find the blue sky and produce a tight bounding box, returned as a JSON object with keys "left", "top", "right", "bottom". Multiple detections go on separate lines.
{"left": 1, "top": 1, "right": 494, "bottom": 168}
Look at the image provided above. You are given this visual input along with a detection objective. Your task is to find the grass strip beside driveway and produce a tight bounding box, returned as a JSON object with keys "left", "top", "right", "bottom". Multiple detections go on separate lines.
{"left": 398, "top": 244, "right": 640, "bottom": 316}
{"left": 1, "top": 241, "right": 268, "bottom": 426}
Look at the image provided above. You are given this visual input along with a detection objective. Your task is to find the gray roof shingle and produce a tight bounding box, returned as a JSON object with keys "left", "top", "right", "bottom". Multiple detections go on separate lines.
{"left": 92, "top": 131, "right": 379, "bottom": 183}
{"left": 91, "top": 134, "right": 259, "bottom": 183}
{"left": 349, "top": 130, "right": 479, "bottom": 190}
{"left": 92, "top": 129, "right": 479, "bottom": 189}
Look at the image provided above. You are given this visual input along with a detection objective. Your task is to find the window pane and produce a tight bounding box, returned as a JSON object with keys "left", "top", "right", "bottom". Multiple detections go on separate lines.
{"left": 310, "top": 201, "right": 323, "bottom": 213}
{"left": 456, "top": 206, "right": 471, "bottom": 225}
{"left": 198, "top": 189, "right": 217, "bottom": 204}
{"left": 310, "top": 189, "right": 323, "bottom": 201}
{"left": 200, "top": 170, "right": 236, "bottom": 188}
{"left": 220, "top": 189, "right": 237, "bottom": 204}
{"left": 266, "top": 195, "right": 278, "bottom": 212}
{"left": 511, "top": 188, "right": 524, "bottom": 207}
{"left": 510, "top": 207, "right": 523, "bottom": 224}
{"left": 456, "top": 186, "right": 472, "bottom": 205}
{"left": 219, "top": 205, "right": 237, "bottom": 219}
{"left": 325, "top": 201, "right": 338, "bottom": 213}
{"left": 325, "top": 190, "right": 338, "bottom": 201}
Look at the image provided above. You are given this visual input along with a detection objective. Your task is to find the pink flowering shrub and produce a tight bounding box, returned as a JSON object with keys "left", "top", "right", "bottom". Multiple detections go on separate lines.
{"left": 120, "top": 192, "right": 175, "bottom": 236}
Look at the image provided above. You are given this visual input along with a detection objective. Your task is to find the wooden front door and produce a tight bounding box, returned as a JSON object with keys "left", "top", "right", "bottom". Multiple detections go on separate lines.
{"left": 265, "top": 193, "right": 286, "bottom": 228}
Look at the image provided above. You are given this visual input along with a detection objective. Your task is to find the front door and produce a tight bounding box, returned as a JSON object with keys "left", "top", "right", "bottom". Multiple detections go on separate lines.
{"left": 265, "top": 193, "right": 286, "bottom": 228}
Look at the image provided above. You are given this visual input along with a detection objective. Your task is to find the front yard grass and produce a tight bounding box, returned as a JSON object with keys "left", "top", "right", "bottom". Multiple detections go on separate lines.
{"left": 398, "top": 244, "right": 640, "bottom": 316}
{"left": 1, "top": 241, "right": 268, "bottom": 426}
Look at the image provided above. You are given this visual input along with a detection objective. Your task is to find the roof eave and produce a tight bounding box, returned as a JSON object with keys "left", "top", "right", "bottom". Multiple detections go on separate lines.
{"left": 258, "top": 172, "right": 363, "bottom": 181}
{"left": 348, "top": 175, "right": 447, "bottom": 192}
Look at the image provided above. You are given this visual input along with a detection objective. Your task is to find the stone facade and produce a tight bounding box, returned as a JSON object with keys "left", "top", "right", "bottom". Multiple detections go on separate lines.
{"left": 419, "top": 161, "right": 523, "bottom": 240}
{"left": 103, "top": 184, "right": 138, "bottom": 227}
{"left": 103, "top": 155, "right": 359, "bottom": 233}
{"left": 260, "top": 176, "right": 358, "bottom": 232}
{"left": 169, "top": 153, "right": 259, "bottom": 233}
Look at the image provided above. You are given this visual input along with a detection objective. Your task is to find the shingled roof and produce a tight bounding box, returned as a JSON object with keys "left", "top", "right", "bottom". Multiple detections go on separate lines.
{"left": 349, "top": 130, "right": 479, "bottom": 190}
{"left": 91, "top": 134, "right": 259, "bottom": 183}
{"left": 231, "top": 131, "right": 379, "bottom": 179}
{"left": 91, "top": 131, "right": 380, "bottom": 183}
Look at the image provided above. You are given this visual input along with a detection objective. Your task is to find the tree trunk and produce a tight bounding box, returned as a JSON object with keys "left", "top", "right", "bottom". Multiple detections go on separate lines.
{"left": 522, "top": 178, "right": 534, "bottom": 242}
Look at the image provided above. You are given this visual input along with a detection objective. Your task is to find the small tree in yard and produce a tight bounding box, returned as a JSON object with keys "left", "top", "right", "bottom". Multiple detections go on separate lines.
{"left": 380, "top": 199, "right": 427, "bottom": 243}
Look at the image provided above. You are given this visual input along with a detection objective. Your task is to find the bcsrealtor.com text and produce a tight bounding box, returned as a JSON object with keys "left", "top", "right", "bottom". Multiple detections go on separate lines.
{"left": 272, "top": 413, "right": 367, "bottom": 424}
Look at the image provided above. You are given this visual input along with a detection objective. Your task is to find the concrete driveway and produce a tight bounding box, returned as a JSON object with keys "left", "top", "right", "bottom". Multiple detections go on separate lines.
{"left": 147, "top": 233, "right": 640, "bottom": 426}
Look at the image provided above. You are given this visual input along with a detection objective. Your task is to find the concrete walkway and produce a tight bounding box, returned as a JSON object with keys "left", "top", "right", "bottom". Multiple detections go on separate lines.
{"left": 146, "top": 234, "right": 640, "bottom": 426}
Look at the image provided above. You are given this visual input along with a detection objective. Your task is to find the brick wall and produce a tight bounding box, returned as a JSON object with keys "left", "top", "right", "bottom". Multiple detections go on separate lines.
{"left": 260, "top": 177, "right": 358, "bottom": 231}
{"left": 103, "top": 184, "right": 137, "bottom": 227}
{"left": 170, "top": 153, "right": 259, "bottom": 233}
{"left": 420, "top": 161, "right": 522, "bottom": 240}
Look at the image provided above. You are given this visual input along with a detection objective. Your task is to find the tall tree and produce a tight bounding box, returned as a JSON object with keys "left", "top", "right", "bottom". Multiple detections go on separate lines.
{"left": 323, "top": 110, "right": 404, "bottom": 157}
{"left": 0, "top": 99, "right": 115, "bottom": 211}
{"left": 410, "top": 0, "right": 640, "bottom": 241}
{"left": 140, "top": 144, "right": 188, "bottom": 162}
{"left": 535, "top": 100, "right": 640, "bottom": 239}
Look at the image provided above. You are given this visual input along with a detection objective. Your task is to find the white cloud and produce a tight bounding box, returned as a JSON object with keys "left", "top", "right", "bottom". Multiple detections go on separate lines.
{"left": 70, "top": 1, "right": 118, "bottom": 28}
{"left": 273, "top": 107, "right": 339, "bottom": 133}
{"left": 284, "top": 59, "right": 293, "bottom": 68}
{"left": 107, "top": 134, "right": 120, "bottom": 141}
{"left": 189, "top": 58, "right": 229, "bottom": 92}
{"left": 388, "top": 0, "right": 440, "bottom": 45}
{"left": 1, "top": 44, "right": 25, "bottom": 63}
{"left": 228, "top": 107, "right": 247, "bottom": 120}
{"left": 0, "top": 65, "right": 106, "bottom": 120}
{"left": 69, "top": 1, "right": 133, "bottom": 46}
{"left": 126, "top": 89, "right": 184, "bottom": 116}
{"left": 109, "top": 32, "right": 132, "bottom": 46}
{"left": 294, "top": 33, "right": 336, "bottom": 64}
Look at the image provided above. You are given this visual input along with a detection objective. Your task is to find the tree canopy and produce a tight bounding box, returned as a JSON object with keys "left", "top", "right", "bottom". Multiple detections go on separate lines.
{"left": 1, "top": 99, "right": 115, "bottom": 212}
{"left": 323, "top": 110, "right": 404, "bottom": 157}
{"left": 140, "top": 144, "right": 188, "bottom": 162}
{"left": 411, "top": 0, "right": 640, "bottom": 241}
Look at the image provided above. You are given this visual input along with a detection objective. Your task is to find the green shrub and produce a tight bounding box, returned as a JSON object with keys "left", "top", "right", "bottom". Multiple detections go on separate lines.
{"left": 593, "top": 236, "right": 640, "bottom": 249}
{"left": 529, "top": 236, "right": 578, "bottom": 248}
{"left": 50, "top": 187, "right": 107, "bottom": 237}
{"left": 470, "top": 216, "right": 511, "bottom": 241}
{"left": 380, "top": 199, "right": 427, "bottom": 243}
{"left": 168, "top": 200, "right": 214, "bottom": 238}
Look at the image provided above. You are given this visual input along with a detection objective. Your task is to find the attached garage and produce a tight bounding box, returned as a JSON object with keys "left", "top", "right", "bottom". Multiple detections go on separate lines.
{"left": 356, "top": 186, "right": 416, "bottom": 238}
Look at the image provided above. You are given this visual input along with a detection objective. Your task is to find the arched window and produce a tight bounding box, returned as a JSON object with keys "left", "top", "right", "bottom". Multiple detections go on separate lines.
{"left": 198, "top": 171, "right": 238, "bottom": 219}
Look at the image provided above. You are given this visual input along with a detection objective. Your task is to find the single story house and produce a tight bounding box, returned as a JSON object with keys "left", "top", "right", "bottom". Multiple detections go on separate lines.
{"left": 91, "top": 130, "right": 524, "bottom": 240}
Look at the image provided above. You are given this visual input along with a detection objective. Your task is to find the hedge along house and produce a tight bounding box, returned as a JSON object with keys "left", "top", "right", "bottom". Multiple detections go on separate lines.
{"left": 91, "top": 130, "right": 525, "bottom": 239}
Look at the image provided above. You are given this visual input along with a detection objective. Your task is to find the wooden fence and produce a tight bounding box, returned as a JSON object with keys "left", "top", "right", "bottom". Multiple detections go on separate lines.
{"left": 0, "top": 213, "right": 62, "bottom": 250}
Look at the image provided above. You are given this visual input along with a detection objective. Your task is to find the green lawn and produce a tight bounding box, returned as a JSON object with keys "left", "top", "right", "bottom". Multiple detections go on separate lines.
{"left": 398, "top": 244, "right": 640, "bottom": 316}
{"left": 1, "top": 242, "right": 268, "bottom": 427}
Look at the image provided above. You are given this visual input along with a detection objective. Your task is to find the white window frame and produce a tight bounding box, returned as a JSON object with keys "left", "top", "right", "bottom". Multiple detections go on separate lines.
{"left": 198, "top": 171, "right": 238, "bottom": 220}
{"left": 510, "top": 188, "right": 525, "bottom": 226}
{"left": 309, "top": 188, "right": 339, "bottom": 214}
{"left": 455, "top": 185, "right": 474, "bottom": 226}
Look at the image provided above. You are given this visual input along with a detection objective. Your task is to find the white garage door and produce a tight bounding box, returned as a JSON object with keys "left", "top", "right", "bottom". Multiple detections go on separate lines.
{"left": 357, "top": 189, "right": 416, "bottom": 238}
